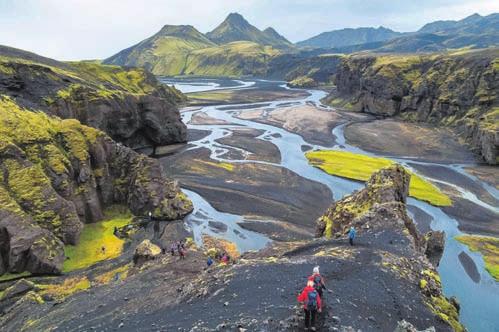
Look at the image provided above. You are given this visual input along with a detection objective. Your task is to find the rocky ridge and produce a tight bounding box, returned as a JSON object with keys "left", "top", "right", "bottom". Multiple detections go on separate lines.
{"left": 326, "top": 49, "right": 499, "bottom": 164}
{"left": 0, "top": 45, "right": 187, "bottom": 150}
{"left": 0, "top": 96, "right": 192, "bottom": 276}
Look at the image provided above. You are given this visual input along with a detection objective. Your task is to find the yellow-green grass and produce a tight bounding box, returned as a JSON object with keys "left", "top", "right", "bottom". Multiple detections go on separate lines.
{"left": 63, "top": 206, "right": 133, "bottom": 272}
{"left": 38, "top": 276, "right": 91, "bottom": 300}
{"left": 0, "top": 271, "right": 31, "bottom": 282}
{"left": 455, "top": 235, "right": 499, "bottom": 281}
{"left": 306, "top": 150, "right": 451, "bottom": 206}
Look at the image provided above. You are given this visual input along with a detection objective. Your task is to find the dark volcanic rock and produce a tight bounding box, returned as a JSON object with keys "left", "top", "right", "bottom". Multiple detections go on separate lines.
{"left": 0, "top": 279, "right": 36, "bottom": 301}
{"left": 0, "top": 45, "right": 187, "bottom": 150}
{"left": 0, "top": 96, "right": 192, "bottom": 276}
{"left": 329, "top": 49, "right": 499, "bottom": 164}
{"left": 424, "top": 231, "right": 445, "bottom": 267}
{"left": 316, "top": 164, "right": 411, "bottom": 238}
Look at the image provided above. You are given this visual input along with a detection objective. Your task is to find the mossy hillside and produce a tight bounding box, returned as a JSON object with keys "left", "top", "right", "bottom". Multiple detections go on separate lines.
{"left": 0, "top": 96, "right": 106, "bottom": 240}
{"left": 333, "top": 50, "right": 498, "bottom": 164}
{"left": 455, "top": 235, "right": 499, "bottom": 281}
{"left": 419, "top": 268, "right": 464, "bottom": 331}
{"left": 63, "top": 206, "right": 133, "bottom": 272}
{"left": 38, "top": 276, "right": 91, "bottom": 301}
{"left": 306, "top": 150, "right": 451, "bottom": 206}
{"left": 0, "top": 50, "right": 184, "bottom": 108}
{"left": 184, "top": 41, "right": 280, "bottom": 77}
{"left": 288, "top": 76, "right": 317, "bottom": 88}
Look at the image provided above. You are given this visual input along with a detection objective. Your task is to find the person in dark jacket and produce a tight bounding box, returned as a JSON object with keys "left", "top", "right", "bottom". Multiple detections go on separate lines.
{"left": 297, "top": 280, "right": 322, "bottom": 331}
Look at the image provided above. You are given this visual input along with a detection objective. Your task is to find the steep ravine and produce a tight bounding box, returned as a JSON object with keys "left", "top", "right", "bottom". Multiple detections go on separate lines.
{"left": 325, "top": 49, "right": 499, "bottom": 164}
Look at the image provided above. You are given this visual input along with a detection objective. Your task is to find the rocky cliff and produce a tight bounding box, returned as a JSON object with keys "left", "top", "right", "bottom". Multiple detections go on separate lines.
{"left": 316, "top": 165, "right": 463, "bottom": 331}
{"left": 0, "top": 45, "right": 187, "bottom": 150}
{"left": 0, "top": 96, "right": 192, "bottom": 276}
{"left": 326, "top": 49, "right": 498, "bottom": 164}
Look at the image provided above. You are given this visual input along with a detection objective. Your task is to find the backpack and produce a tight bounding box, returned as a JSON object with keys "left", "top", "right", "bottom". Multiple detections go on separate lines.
{"left": 313, "top": 275, "right": 322, "bottom": 291}
{"left": 307, "top": 290, "right": 318, "bottom": 311}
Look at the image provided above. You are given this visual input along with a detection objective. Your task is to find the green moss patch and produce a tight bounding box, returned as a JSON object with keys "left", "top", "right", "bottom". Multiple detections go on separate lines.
{"left": 456, "top": 235, "right": 499, "bottom": 281}
{"left": 63, "top": 206, "right": 132, "bottom": 272}
{"left": 38, "top": 276, "right": 91, "bottom": 301}
{"left": 306, "top": 150, "right": 452, "bottom": 206}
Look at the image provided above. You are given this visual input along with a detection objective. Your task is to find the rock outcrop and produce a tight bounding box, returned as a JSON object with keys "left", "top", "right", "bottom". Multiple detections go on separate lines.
{"left": 0, "top": 45, "right": 187, "bottom": 150}
{"left": 327, "top": 49, "right": 498, "bottom": 164}
{"left": 316, "top": 164, "right": 411, "bottom": 238}
{"left": 133, "top": 240, "right": 162, "bottom": 265}
{"left": 315, "top": 166, "right": 463, "bottom": 331}
{"left": 0, "top": 96, "right": 192, "bottom": 276}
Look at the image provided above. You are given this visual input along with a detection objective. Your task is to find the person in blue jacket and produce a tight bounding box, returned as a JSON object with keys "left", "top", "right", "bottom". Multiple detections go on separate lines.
{"left": 348, "top": 226, "right": 356, "bottom": 246}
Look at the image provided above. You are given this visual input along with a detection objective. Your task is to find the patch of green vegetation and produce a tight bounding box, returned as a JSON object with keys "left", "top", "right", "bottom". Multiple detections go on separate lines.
{"left": 455, "top": 235, "right": 499, "bottom": 281}
{"left": 38, "top": 276, "right": 90, "bottom": 301}
{"left": 63, "top": 206, "right": 133, "bottom": 272}
{"left": 94, "top": 264, "right": 130, "bottom": 284}
{"left": 184, "top": 41, "right": 280, "bottom": 77}
{"left": 288, "top": 76, "right": 317, "bottom": 88}
{"left": 306, "top": 150, "right": 452, "bottom": 206}
{"left": 430, "top": 295, "right": 464, "bottom": 332}
{"left": 0, "top": 271, "right": 32, "bottom": 282}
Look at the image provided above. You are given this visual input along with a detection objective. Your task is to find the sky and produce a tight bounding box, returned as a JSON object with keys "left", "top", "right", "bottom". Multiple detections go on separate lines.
{"left": 0, "top": 0, "right": 497, "bottom": 60}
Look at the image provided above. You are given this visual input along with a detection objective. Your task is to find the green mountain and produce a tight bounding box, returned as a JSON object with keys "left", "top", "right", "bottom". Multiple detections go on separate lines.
{"left": 104, "top": 25, "right": 216, "bottom": 75}
{"left": 104, "top": 13, "right": 290, "bottom": 76}
{"left": 297, "top": 26, "right": 402, "bottom": 49}
{"left": 206, "top": 13, "right": 292, "bottom": 48}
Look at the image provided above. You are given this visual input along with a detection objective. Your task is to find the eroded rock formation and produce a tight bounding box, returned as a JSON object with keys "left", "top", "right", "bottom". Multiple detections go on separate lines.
{"left": 0, "top": 96, "right": 192, "bottom": 276}
{"left": 0, "top": 45, "right": 187, "bottom": 150}
{"left": 327, "top": 50, "right": 498, "bottom": 164}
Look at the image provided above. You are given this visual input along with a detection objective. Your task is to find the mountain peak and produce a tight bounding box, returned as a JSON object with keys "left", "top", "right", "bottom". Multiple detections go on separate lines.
{"left": 225, "top": 12, "right": 249, "bottom": 26}
{"left": 206, "top": 13, "right": 290, "bottom": 48}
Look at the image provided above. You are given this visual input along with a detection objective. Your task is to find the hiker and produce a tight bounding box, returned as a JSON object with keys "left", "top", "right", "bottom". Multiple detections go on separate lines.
{"left": 170, "top": 242, "right": 177, "bottom": 256}
{"left": 148, "top": 211, "right": 152, "bottom": 222}
{"left": 348, "top": 226, "right": 356, "bottom": 246}
{"left": 207, "top": 257, "right": 214, "bottom": 268}
{"left": 297, "top": 280, "right": 322, "bottom": 331}
{"left": 101, "top": 246, "right": 106, "bottom": 255}
{"left": 178, "top": 241, "right": 186, "bottom": 259}
{"left": 179, "top": 247, "right": 186, "bottom": 259}
{"left": 308, "top": 266, "right": 326, "bottom": 298}
{"left": 221, "top": 253, "right": 229, "bottom": 264}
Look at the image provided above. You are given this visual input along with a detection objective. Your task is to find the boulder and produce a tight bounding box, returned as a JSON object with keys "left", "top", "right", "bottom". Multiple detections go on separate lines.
{"left": 424, "top": 231, "right": 445, "bottom": 267}
{"left": 133, "top": 240, "right": 162, "bottom": 265}
{"left": 0, "top": 279, "right": 37, "bottom": 301}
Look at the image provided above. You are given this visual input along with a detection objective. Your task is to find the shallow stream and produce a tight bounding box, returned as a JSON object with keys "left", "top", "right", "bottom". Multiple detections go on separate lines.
{"left": 163, "top": 78, "right": 498, "bottom": 332}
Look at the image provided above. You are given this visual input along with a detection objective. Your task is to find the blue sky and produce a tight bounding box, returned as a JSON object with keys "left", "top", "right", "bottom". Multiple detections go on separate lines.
{"left": 0, "top": 0, "right": 497, "bottom": 60}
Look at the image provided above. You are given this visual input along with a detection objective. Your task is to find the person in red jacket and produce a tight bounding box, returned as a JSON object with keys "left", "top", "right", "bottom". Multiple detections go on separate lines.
{"left": 297, "top": 280, "right": 322, "bottom": 331}
{"left": 308, "top": 266, "right": 326, "bottom": 298}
